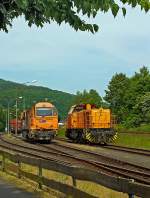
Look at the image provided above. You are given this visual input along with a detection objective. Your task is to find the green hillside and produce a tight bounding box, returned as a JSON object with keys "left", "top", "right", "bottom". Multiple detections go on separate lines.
{"left": 0, "top": 79, "right": 75, "bottom": 120}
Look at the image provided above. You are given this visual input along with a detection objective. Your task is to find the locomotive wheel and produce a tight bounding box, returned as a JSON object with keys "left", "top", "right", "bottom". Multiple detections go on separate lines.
{"left": 76, "top": 132, "right": 85, "bottom": 143}
{"left": 103, "top": 142, "right": 108, "bottom": 146}
{"left": 47, "top": 139, "right": 52, "bottom": 144}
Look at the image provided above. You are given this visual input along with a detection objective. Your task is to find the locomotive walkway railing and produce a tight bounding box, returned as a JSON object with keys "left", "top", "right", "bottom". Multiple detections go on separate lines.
{"left": 0, "top": 149, "right": 149, "bottom": 198}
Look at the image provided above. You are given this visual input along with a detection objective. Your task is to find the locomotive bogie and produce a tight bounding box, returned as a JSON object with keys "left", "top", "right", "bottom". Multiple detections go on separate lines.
{"left": 22, "top": 129, "right": 56, "bottom": 141}
{"left": 66, "top": 128, "right": 115, "bottom": 144}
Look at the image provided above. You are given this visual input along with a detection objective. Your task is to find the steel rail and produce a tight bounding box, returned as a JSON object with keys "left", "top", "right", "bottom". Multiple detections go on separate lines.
{"left": 0, "top": 136, "right": 150, "bottom": 185}
{"left": 56, "top": 137, "right": 150, "bottom": 156}
{"left": 0, "top": 137, "right": 75, "bottom": 167}
{"left": 103, "top": 145, "right": 150, "bottom": 156}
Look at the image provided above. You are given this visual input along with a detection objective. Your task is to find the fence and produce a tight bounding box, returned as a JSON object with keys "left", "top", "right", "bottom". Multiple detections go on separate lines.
{"left": 0, "top": 149, "right": 149, "bottom": 198}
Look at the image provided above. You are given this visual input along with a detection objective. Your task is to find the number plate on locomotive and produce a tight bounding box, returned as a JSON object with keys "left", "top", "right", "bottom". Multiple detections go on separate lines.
{"left": 40, "top": 120, "right": 46, "bottom": 123}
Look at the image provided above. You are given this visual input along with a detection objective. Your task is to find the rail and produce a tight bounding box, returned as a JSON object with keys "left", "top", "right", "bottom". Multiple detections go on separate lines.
{"left": 0, "top": 149, "right": 149, "bottom": 198}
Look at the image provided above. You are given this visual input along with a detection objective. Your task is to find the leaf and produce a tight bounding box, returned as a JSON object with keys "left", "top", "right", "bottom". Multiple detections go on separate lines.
{"left": 1, "top": 0, "right": 150, "bottom": 33}
{"left": 92, "top": 10, "right": 97, "bottom": 18}
{"left": 93, "top": 24, "right": 99, "bottom": 32}
{"left": 144, "top": 1, "right": 150, "bottom": 12}
{"left": 111, "top": 4, "right": 120, "bottom": 17}
{"left": 122, "top": 7, "right": 126, "bottom": 17}
{"left": 16, "top": 0, "right": 28, "bottom": 9}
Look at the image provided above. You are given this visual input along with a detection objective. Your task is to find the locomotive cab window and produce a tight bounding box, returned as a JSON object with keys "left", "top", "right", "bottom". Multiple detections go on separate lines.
{"left": 36, "top": 107, "right": 57, "bottom": 116}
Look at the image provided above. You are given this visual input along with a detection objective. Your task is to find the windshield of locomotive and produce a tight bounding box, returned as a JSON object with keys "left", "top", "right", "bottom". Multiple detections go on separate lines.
{"left": 36, "top": 107, "right": 57, "bottom": 116}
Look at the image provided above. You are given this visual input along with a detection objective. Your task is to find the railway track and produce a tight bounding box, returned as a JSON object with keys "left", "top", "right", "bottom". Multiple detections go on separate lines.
{"left": 41, "top": 143, "right": 150, "bottom": 185}
{"left": 0, "top": 136, "right": 80, "bottom": 167}
{"left": 119, "top": 132, "right": 150, "bottom": 135}
{"left": 0, "top": 135, "right": 150, "bottom": 185}
{"left": 56, "top": 137, "right": 150, "bottom": 156}
{"left": 103, "top": 144, "right": 150, "bottom": 156}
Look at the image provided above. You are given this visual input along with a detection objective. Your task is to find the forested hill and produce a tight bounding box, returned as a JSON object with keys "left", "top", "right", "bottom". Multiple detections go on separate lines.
{"left": 0, "top": 79, "right": 75, "bottom": 119}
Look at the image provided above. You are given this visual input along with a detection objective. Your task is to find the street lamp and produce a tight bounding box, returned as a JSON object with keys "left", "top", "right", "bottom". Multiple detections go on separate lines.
{"left": 15, "top": 80, "right": 38, "bottom": 135}
{"left": 7, "top": 101, "right": 10, "bottom": 134}
{"left": 23, "top": 80, "right": 38, "bottom": 85}
{"left": 15, "top": 96, "right": 23, "bottom": 135}
{"left": 31, "top": 80, "right": 38, "bottom": 83}
{"left": 22, "top": 80, "right": 38, "bottom": 110}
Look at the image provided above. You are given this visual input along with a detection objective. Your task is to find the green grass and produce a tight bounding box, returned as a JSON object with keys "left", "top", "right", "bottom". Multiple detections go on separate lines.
{"left": 1, "top": 132, "right": 143, "bottom": 197}
{"left": 115, "top": 133, "right": 150, "bottom": 149}
{"left": 57, "top": 127, "right": 150, "bottom": 149}
{"left": 0, "top": 159, "right": 132, "bottom": 198}
{"left": 116, "top": 124, "right": 150, "bottom": 133}
{"left": 57, "top": 127, "right": 66, "bottom": 138}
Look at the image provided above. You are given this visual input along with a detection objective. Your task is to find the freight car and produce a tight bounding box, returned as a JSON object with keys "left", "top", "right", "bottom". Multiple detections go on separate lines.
{"left": 65, "top": 104, "right": 116, "bottom": 144}
{"left": 10, "top": 119, "right": 22, "bottom": 134}
{"left": 21, "top": 102, "right": 58, "bottom": 142}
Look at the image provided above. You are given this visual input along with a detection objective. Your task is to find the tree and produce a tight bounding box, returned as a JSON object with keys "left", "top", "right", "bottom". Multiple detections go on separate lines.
{"left": 0, "top": 0, "right": 150, "bottom": 33}
{"left": 0, "top": 107, "right": 6, "bottom": 131}
{"left": 134, "top": 92, "right": 150, "bottom": 124}
{"left": 0, "top": 79, "right": 75, "bottom": 119}
{"left": 104, "top": 73, "right": 129, "bottom": 121}
{"left": 124, "top": 66, "right": 150, "bottom": 112}
{"left": 104, "top": 66, "right": 150, "bottom": 127}
{"left": 75, "top": 89, "right": 102, "bottom": 107}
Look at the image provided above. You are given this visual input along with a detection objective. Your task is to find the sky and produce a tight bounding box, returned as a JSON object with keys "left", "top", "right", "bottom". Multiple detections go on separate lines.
{"left": 0, "top": 6, "right": 150, "bottom": 96}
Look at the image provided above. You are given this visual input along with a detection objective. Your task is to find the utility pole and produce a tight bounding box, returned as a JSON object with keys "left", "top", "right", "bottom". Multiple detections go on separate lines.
{"left": 15, "top": 96, "right": 23, "bottom": 135}
{"left": 14, "top": 80, "right": 38, "bottom": 135}
{"left": 7, "top": 101, "right": 10, "bottom": 134}
{"left": 23, "top": 97, "right": 26, "bottom": 111}
{"left": 5, "top": 110, "right": 7, "bottom": 133}
{"left": 15, "top": 99, "right": 18, "bottom": 135}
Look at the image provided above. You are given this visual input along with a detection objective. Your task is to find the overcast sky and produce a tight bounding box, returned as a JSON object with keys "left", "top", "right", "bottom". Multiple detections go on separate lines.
{"left": 0, "top": 6, "right": 150, "bottom": 96}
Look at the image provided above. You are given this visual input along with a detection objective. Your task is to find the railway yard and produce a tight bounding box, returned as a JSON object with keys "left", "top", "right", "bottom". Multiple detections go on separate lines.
{"left": 0, "top": 133, "right": 149, "bottom": 198}
{"left": 1, "top": 1, "right": 150, "bottom": 196}
{"left": 0, "top": 103, "right": 149, "bottom": 197}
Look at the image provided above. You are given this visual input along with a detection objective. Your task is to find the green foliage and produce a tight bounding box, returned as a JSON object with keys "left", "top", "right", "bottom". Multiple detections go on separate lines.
{"left": 117, "top": 124, "right": 150, "bottom": 133}
{"left": 0, "top": 107, "right": 6, "bottom": 130}
{"left": 58, "top": 127, "right": 66, "bottom": 138}
{"left": 0, "top": 79, "right": 75, "bottom": 121}
{"left": 75, "top": 89, "right": 102, "bottom": 107}
{"left": 105, "top": 66, "right": 150, "bottom": 127}
{"left": 124, "top": 114, "right": 142, "bottom": 128}
{"left": 104, "top": 73, "right": 129, "bottom": 121}
{"left": 134, "top": 92, "right": 150, "bottom": 124}
{"left": 0, "top": 0, "right": 150, "bottom": 33}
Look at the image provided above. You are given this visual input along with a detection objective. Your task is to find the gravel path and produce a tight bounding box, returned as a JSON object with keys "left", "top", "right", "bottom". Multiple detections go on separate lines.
{"left": 0, "top": 179, "right": 39, "bottom": 198}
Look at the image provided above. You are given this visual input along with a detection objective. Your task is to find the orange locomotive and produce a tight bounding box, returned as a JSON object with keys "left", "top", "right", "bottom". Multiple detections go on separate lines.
{"left": 66, "top": 104, "right": 116, "bottom": 144}
{"left": 21, "top": 102, "right": 58, "bottom": 141}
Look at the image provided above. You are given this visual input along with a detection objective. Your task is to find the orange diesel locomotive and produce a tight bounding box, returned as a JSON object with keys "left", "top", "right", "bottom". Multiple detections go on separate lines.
{"left": 21, "top": 102, "right": 58, "bottom": 141}
{"left": 66, "top": 104, "right": 116, "bottom": 144}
